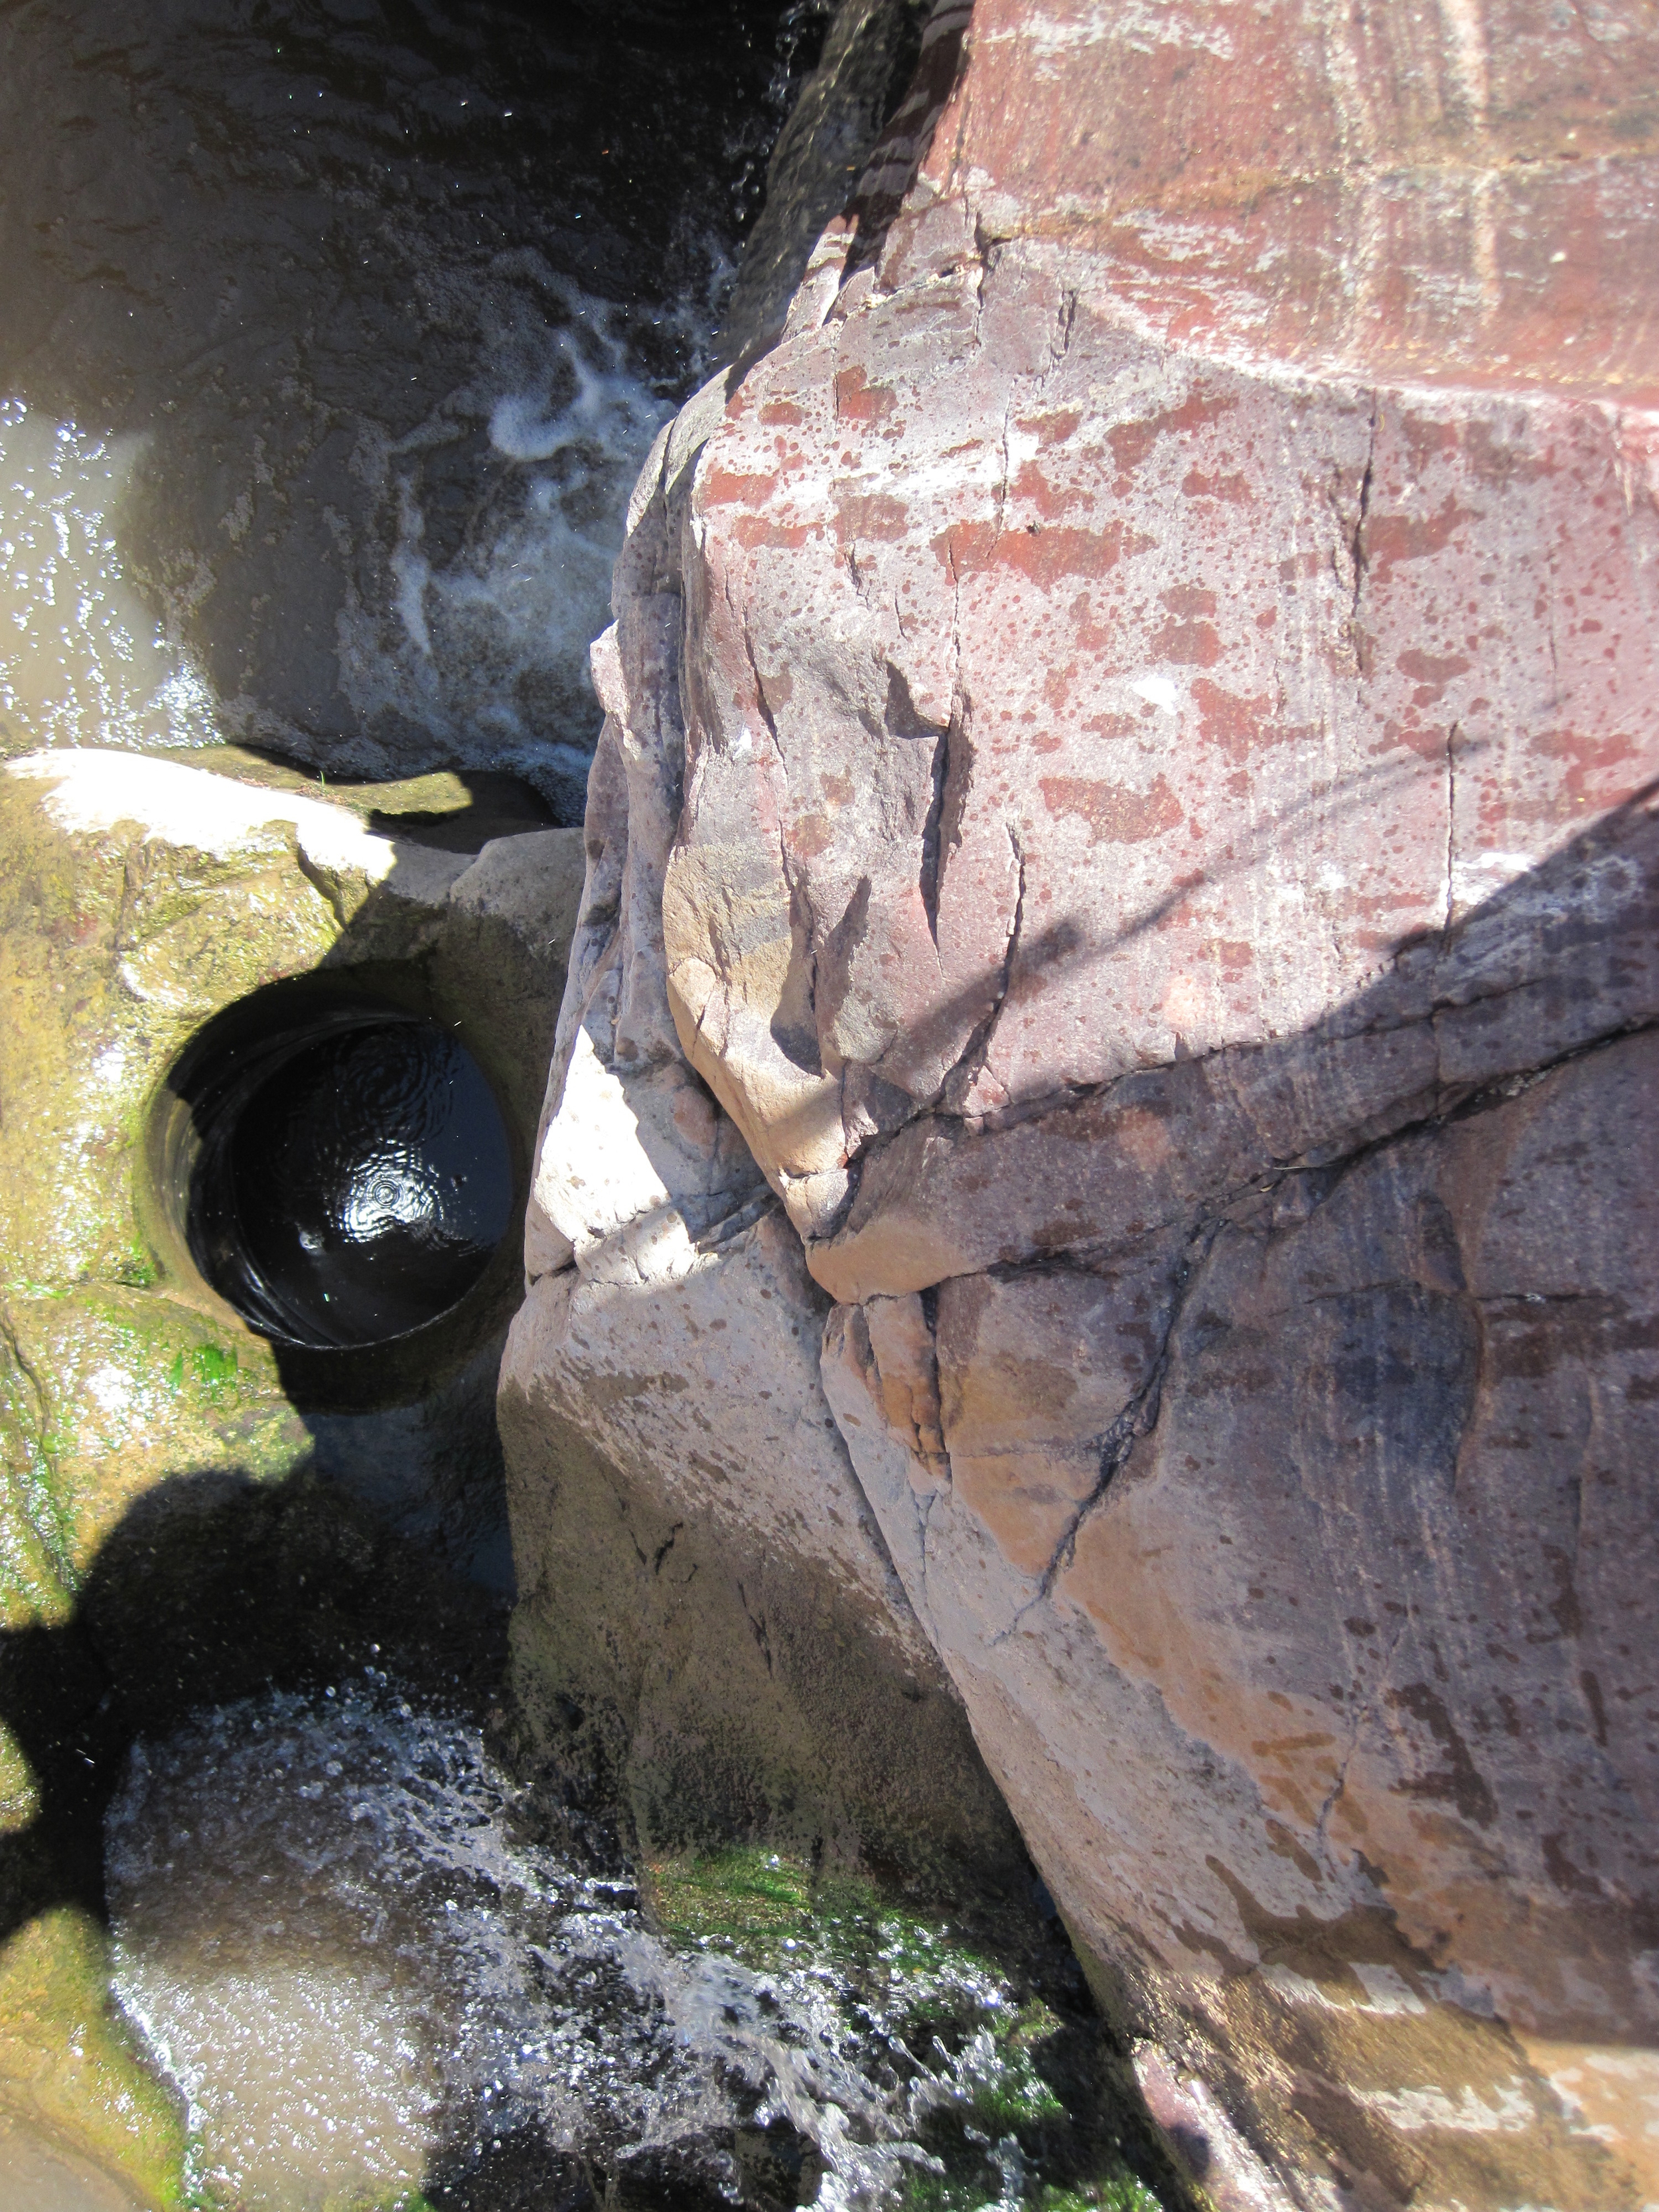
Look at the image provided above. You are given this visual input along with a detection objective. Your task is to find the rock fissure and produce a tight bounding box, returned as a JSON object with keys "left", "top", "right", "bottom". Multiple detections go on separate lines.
{"left": 917, "top": 717, "right": 952, "bottom": 946}
{"left": 0, "top": 1302, "right": 53, "bottom": 1455}
{"left": 1246, "top": 1018, "right": 1658, "bottom": 1228}
{"left": 995, "top": 1216, "right": 1226, "bottom": 1642}
{"left": 995, "top": 390, "right": 1015, "bottom": 540}
{"left": 1443, "top": 718, "right": 1459, "bottom": 941}
{"left": 1345, "top": 395, "right": 1379, "bottom": 675}
{"left": 815, "top": 993, "right": 1654, "bottom": 1304}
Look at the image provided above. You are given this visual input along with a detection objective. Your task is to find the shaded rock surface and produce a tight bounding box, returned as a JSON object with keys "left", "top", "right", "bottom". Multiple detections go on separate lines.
{"left": 506, "top": 0, "right": 1659, "bottom": 2206}
{"left": 718, "top": 0, "right": 936, "bottom": 366}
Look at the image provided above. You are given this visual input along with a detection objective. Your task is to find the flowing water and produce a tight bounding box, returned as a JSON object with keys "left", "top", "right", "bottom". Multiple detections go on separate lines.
{"left": 0, "top": 0, "right": 822, "bottom": 812}
{"left": 100, "top": 1680, "right": 1158, "bottom": 2212}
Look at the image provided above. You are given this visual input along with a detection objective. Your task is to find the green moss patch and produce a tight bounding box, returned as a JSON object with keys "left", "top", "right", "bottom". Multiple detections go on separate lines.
{"left": 643, "top": 1848, "right": 1182, "bottom": 2212}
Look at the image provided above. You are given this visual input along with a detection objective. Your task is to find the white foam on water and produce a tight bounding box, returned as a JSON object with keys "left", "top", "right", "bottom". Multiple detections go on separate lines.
{"left": 335, "top": 258, "right": 675, "bottom": 804}
{"left": 0, "top": 264, "right": 675, "bottom": 804}
{"left": 105, "top": 1684, "right": 1057, "bottom": 2212}
{"left": 0, "top": 401, "right": 218, "bottom": 753}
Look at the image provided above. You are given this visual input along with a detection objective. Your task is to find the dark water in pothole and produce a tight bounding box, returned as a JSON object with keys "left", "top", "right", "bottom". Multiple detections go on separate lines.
{"left": 189, "top": 1015, "right": 514, "bottom": 1349}
{"left": 0, "top": 0, "right": 825, "bottom": 812}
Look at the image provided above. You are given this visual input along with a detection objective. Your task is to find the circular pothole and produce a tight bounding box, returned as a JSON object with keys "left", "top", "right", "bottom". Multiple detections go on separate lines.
{"left": 167, "top": 997, "right": 514, "bottom": 1351}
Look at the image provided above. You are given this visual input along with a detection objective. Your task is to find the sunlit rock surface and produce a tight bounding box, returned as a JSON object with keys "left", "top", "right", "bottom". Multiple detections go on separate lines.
{"left": 501, "top": 401, "right": 1023, "bottom": 1887}
{"left": 512, "top": 0, "right": 1659, "bottom": 2204}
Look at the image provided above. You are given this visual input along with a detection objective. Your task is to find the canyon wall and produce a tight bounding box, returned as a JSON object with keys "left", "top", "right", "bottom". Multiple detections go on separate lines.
{"left": 503, "top": 0, "right": 1659, "bottom": 2205}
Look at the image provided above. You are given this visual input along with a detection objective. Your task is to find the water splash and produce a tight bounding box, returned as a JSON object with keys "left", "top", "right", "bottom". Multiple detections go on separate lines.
{"left": 105, "top": 1684, "right": 1149, "bottom": 2212}
{"left": 333, "top": 266, "right": 674, "bottom": 816}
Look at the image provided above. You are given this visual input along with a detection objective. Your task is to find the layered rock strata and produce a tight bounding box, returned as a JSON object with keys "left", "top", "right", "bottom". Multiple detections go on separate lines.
{"left": 508, "top": 0, "right": 1659, "bottom": 2205}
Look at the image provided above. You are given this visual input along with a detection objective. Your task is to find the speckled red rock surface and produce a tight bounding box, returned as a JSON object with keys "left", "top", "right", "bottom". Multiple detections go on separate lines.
{"left": 510, "top": 1, "right": 1659, "bottom": 2203}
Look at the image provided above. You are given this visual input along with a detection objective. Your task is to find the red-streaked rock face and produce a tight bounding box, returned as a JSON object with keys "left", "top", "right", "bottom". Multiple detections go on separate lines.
{"left": 662, "top": 0, "right": 1659, "bottom": 1249}
{"left": 511, "top": 1, "right": 1659, "bottom": 2203}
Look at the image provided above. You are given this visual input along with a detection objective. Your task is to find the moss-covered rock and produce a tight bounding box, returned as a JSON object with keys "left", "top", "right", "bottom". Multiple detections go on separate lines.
{"left": 639, "top": 1844, "right": 1189, "bottom": 2212}
{"left": 0, "top": 746, "right": 581, "bottom": 2203}
{"left": 0, "top": 1907, "right": 185, "bottom": 2206}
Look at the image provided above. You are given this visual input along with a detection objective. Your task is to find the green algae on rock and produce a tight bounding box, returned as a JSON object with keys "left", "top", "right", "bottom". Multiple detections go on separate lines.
{"left": 641, "top": 1846, "right": 1185, "bottom": 2212}
{"left": 0, "top": 1909, "right": 185, "bottom": 2208}
{"left": 0, "top": 747, "right": 582, "bottom": 2202}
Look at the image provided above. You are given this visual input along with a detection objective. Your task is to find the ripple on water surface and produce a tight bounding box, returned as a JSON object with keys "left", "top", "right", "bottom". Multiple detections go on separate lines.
{"left": 196, "top": 1015, "right": 515, "bottom": 1349}
{"left": 104, "top": 1686, "right": 1167, "bottom": 2212}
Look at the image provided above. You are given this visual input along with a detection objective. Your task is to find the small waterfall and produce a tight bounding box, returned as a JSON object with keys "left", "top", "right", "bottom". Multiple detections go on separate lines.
{"left": 104, "top": 1682, "right": 1147, "bottom": 2212}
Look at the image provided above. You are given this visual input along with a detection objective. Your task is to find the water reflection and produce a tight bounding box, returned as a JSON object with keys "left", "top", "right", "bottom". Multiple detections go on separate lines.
{"left": 0, "top": 402, "right": 214, "bottom": 751}
{"left": 208, "top": 1019, "right": 516, "bottom": 1349}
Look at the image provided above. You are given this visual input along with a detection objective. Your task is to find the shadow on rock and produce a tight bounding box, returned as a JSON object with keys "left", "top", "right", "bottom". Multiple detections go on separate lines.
{"left": 0, "top": 1460, "right": 509, "bottom": 1949}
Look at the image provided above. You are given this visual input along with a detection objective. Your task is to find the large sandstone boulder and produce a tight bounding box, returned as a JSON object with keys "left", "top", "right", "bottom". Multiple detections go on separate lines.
{"left": 508, "top": 0, "right": 1659, "bottom": 2205}
{"left": 498, "top": 396, "right": 1024, "bottom": 1887}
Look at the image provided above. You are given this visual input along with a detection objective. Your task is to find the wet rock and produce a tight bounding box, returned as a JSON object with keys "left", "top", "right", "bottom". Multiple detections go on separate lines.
{"left": 605, "top": 2131, "right": 743, "bottom": 2212}
{"left": 0, "top": 2102, "right": 147, "bottom": 2212}
{"left": 733, "top": 2116, "right": 824, "bottom": 2211}
{"left": 719, "top": 0, "right": 936, "bottom": 367}
{"left": 509, "top": 0, "right": 1659, "bottom": 2203}
{"left": 0, "top": 744, "right": 580, "bottom": 1578}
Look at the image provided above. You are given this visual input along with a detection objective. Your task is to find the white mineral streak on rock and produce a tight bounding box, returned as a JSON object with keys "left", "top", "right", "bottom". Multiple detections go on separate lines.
{"left": 7, "top": 747, "right": 469, "bottom": 902}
